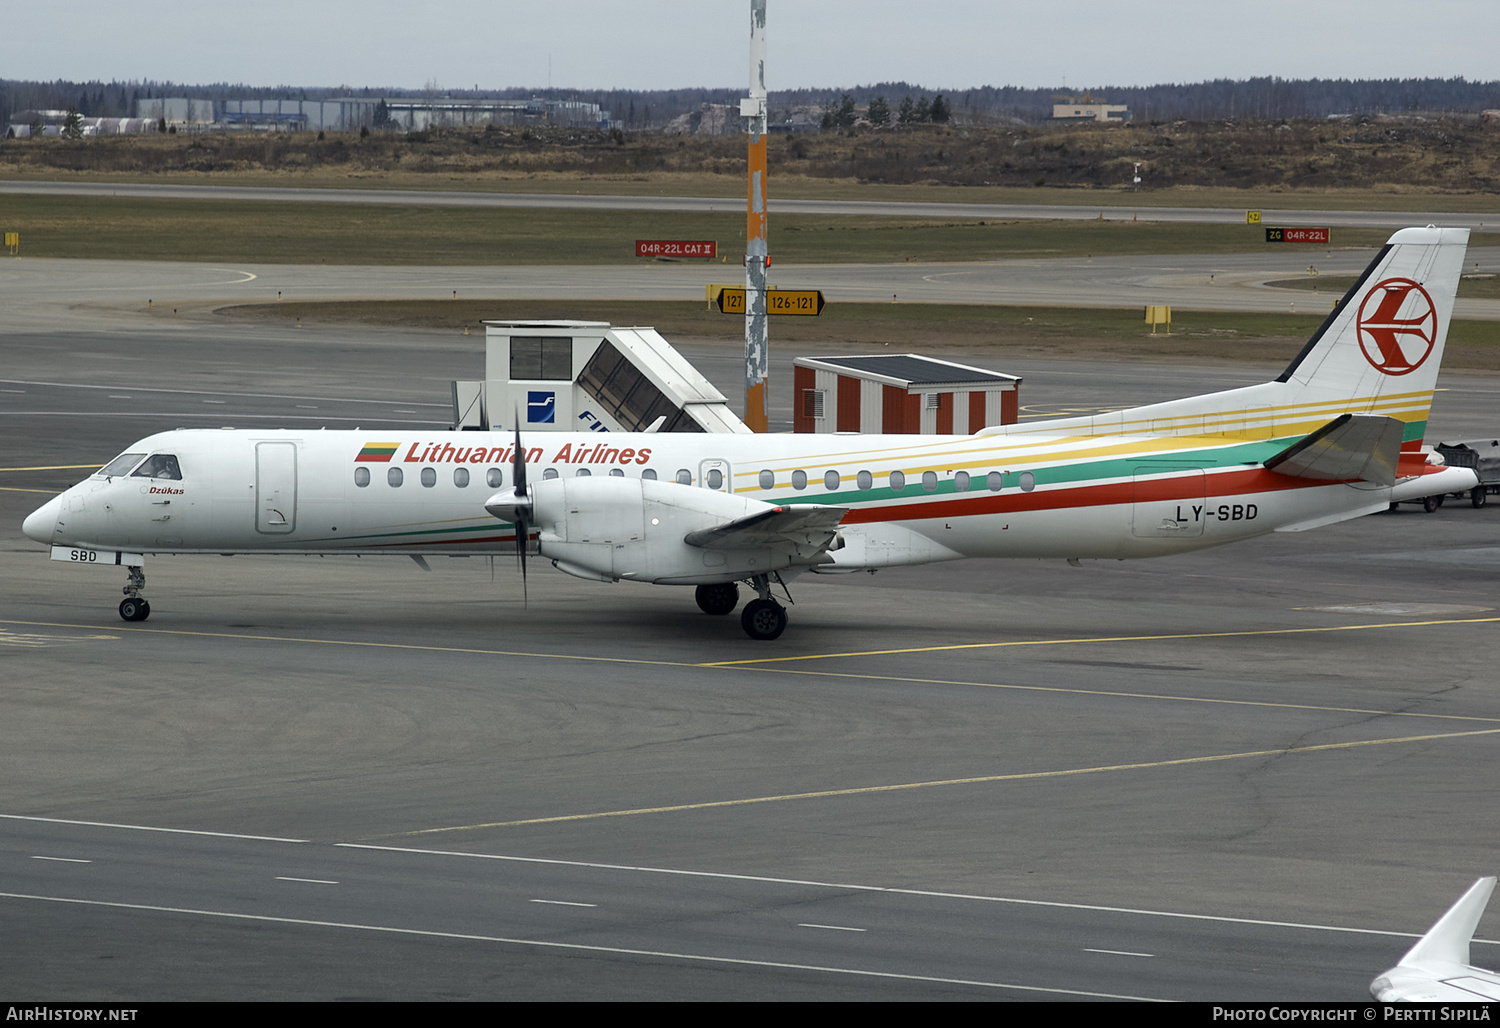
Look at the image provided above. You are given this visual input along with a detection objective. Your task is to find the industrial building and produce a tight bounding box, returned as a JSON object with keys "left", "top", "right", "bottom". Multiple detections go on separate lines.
{"left": 1050, "top": 101, "right": 1131, "bottom": 123}
{"left": 793, "top": 355, "right": 1021, "bottom": 435}
{"left": 133, "top": 96, "right": 613, "bottom": 132}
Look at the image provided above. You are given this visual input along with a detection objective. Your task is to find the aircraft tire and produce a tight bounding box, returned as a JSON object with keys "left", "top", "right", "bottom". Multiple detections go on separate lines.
{"left": 741, "top": 599, "right": 787, "bottom": 641}
{"left": 695, "top": 582, "right": 739, "bottom": 616}
{"left": 1423, "top": 495, "right": 1441, "bottom": 513}
{"left": 119, "top": 598, "right": 150, "bottom": 622}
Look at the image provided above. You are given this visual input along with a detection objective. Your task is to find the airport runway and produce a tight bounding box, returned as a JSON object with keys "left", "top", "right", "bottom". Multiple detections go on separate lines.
{"left": 4, "top": 249, "right": 1500, "bottom": 342}
{"left": 5, "top": 272, "right": 1500, "bottom": 999}
{"left": 3, "top": 179, "right": 1497, "bottom": 232}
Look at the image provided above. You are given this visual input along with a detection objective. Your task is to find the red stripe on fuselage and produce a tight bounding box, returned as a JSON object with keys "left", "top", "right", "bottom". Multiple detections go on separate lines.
{"left": 839, "top": 467, "right": 1335, "bottom": 525}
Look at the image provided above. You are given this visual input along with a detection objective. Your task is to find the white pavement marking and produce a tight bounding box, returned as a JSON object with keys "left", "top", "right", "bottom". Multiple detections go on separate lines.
{"left": 0, "top": 890, "right": 1164, "bottom": 1001}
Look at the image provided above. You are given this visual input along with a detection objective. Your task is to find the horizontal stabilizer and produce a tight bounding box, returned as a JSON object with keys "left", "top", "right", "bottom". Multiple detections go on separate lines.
{"left": 685, "top": 503, "right": 846, "bottom": 551}
{"left": 1264, "top": 414, "right": 1404, "bottom": 487}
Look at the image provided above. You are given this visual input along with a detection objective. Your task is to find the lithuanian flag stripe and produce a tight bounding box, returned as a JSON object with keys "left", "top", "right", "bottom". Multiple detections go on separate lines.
{"left": 355, "top": 442, "right": 401, "bottom": 463}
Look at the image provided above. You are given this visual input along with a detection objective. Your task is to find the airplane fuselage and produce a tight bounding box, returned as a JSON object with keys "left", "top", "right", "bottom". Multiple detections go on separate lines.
{"left": 30, "top": 424, "right": 1393, "bottom": 569}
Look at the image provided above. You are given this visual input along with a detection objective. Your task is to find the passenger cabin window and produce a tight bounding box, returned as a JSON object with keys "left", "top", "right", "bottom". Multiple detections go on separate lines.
{"left": 759, "top": 470, "right": 775, "bottom": 490}
{"left": 987, "top": 472, "right": 1003, "bottom": 491}
{"left": 1019, "top": 471, "right": 1036, "bottom": 492}
{"left": 543, "top": 468, "right": 559, "bottom": 480}
{"left": 792, "top": 470, "right": 807, "bottom": 491}
{"left": 354, "top": 466, "right": 371, "bottom": 487}
{"left": 486, "top": 468, "right": 503, "bottom": 488}
{"left": 388, "top": 467, "right": 403, "bottom": 487}
{"left": 100, "top": 452, "right": 145, "bottom": 478}
{"left": 676, "top": 469, "right": 692, "bottom": 485}
{"left": 421, "top": 467, "right": 436, "bottom": 488}
{"left": 890, "top": 470, "right": 905, "bottom": 491}
{"left": 576, "top": 468, "right": 591, "bottom": 477}
{"left": 454, "top": 468, "right": 470, "bottom": 487}
{"left": 642, "top": 468, "right": 658, "bottom": 481}
{"left": 922, "top": 471, "right": 938, "bottom": 491}
{"left": 609, "top": 468, "right": 624, "bottom": 477}
{"left": 707, "top": 468, "right": 723, "bottom": 489}
{"left": 857, "top": 470, "right": 872, "bottom": 491}
{"left": 823, "top": 470, "right": 840, "bottom": 491}
{"left": 132, "top": 454, "right": 182, "bottom": 480}
{"left": 954, "top": 471, "right": 970, "bottom": 492}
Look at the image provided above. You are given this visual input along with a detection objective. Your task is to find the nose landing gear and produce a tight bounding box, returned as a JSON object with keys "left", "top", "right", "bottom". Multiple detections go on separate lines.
{"left": 119, "top": 566, "right": 150, "bottom": 622}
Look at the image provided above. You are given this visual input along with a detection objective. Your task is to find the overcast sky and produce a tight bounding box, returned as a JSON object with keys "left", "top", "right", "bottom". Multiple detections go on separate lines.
{"left": 7, "top": 1, "right": 1497, "bottom": 93}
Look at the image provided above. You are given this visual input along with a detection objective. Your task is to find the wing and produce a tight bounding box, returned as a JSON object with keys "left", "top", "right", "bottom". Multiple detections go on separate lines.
{"left": 684, "top": 504, "right": 846, "bottom": 560}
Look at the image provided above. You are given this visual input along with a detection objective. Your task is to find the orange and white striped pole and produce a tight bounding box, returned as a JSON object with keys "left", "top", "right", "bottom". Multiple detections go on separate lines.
{"left": 742, "top": 0, "right": 769, "bottom": 432}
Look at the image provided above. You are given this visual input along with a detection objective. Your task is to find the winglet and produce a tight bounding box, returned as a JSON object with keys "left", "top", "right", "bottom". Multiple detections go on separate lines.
{"left": 1399, "top": 876, "right": 1496, "bottom": 968}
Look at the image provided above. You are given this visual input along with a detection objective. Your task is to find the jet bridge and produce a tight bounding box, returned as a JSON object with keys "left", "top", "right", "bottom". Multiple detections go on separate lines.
{"left": 452, "top": 321, "right": 750, "bottom": 435}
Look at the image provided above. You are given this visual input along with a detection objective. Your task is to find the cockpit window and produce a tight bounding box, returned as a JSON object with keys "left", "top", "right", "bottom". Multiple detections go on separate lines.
{"left": 131, "top": 454, "right": 182, "bottom": 480}
{"left": 99, "top": 452, "right": 146, "bottom": 478}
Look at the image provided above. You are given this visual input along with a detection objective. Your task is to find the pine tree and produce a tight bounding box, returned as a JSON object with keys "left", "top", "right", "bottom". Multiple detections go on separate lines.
{"left": 867, "top": 96, "right": 890, "bottom": 127}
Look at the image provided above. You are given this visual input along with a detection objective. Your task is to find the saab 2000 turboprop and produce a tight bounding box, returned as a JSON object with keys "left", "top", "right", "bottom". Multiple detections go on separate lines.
{"left": 23, "top": 227, "right": 1477, "bottom": 640}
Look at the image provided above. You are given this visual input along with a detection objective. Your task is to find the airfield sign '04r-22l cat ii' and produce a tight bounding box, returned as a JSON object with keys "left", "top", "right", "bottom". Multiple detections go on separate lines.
{"left": 24, "top": 227, "right": 1477, "bottom": 640}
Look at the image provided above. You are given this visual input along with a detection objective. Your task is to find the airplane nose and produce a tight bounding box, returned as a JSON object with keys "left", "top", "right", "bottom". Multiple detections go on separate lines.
{"left": 22, "top": 495, "right": 63, "bottom": 544}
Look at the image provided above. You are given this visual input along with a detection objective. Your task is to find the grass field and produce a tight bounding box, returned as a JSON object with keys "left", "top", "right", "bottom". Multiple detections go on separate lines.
{"left": 8, "top": 167, "right": 1500, "bottom": 214}
{"left": 1, "top": 193, "right": 1422, "bottom": 265}
{"left": 5, "top": 119, "right": 1500, "bottom": 209}
{"left": 1265, "top": 274, "right": 1500, "bottom": 300}
{"left": 214, "top": 297, "right": 1500, "bottom": 369}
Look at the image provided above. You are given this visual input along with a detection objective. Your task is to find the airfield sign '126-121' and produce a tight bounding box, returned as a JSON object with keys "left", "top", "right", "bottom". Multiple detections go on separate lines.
{"left": 715, "top": 288, "right": 825, "bottom": 315}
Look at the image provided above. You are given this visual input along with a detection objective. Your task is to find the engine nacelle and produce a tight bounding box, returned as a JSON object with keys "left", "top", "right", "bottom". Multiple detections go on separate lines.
{"left": 506, "top": 476, "right": 814, "bottom": 585}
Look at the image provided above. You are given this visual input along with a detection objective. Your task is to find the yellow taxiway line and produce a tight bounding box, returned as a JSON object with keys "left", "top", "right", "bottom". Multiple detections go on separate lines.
{"left": 704, "top": 617, "right": 1500, "bottom": 666}
{"left": 401, "top": 727, "right": 1500, "bottom": 836}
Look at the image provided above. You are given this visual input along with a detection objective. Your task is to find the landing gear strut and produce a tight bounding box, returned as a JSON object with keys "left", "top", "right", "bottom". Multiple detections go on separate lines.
{"left": 739, "top": 574, "right": 788, "bottom": 640}
{"left": 119, "top": 565, "right": 150, "bottom": 622}
{"left": 695, "top": 582, "right": 740, "bottom": 616}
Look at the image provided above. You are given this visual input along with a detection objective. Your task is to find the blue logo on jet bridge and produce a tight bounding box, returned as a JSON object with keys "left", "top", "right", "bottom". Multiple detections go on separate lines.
{"left": 527, "top": 391, "right": 556, "bottom": 424}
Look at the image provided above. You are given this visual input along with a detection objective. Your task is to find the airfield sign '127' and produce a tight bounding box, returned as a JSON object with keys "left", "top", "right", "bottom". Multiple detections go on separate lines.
{"left": 636, "top": 240, "right": 717, "bottom": 258}
{"left": 715, "top": 288, "right": 825, "bottom": 316}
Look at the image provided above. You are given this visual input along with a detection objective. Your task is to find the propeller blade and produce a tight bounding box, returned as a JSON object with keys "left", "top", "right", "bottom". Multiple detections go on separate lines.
{"left": 512, "top": 422, "right": 527, "bottom": 494}
{"left": 513, "top": 423, "right": 528, "bottom": 606}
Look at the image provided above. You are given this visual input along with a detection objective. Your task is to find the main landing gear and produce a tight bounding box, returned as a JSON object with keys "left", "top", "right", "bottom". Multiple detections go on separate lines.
{"left": 740, "top": 598, "right": 788, "bottom": 641}
{"left": 119, "top": 565, "right": 150, "bottom": 622}
{"left": 694, "top": 582, "right": 739, "bottom": 616}
{"left": 694, "top": 575, "right": 789, "bottom": 640}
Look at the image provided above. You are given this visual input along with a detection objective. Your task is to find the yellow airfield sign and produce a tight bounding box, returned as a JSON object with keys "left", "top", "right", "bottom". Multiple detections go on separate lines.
{"left": 714, "top": 288, "right": 825, "bottom": 316}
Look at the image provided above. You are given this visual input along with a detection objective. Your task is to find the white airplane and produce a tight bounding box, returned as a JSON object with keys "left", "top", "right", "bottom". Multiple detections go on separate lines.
{"left": 23, "top": 226, "right": 1477, "bottom": 640}
{"left": 1371, "top": 876, "right": 1500, "bottom": 1002}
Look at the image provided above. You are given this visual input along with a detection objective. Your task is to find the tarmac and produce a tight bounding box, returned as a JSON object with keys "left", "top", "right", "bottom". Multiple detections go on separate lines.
{"left": 2, "top": 252, "right": 1498, "bottom": 1000}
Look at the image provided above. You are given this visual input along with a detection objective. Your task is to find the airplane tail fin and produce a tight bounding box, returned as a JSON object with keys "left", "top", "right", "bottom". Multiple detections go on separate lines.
{"left": 990, "top": 227, "right": 1469, "bottom": 449}
{"left": 1268, "top": 225, "right": 1468, "bottom": 452}
{"left": 1398, "top": 876, "right": 1496, "bottom": 968}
